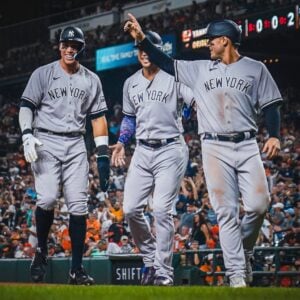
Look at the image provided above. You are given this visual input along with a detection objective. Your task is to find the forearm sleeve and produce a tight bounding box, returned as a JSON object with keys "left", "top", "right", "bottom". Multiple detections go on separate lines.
{"left": 262, "top": 103, "right": 281, "bottom": 138}
{"left": 118, "top": 115, "right": 136, "bottom": 145}
{"left": 139, "top": 38, "right": 175, "bottom": 76}
{"left": 19, "top": 106, "right": 34, "bottom": 134}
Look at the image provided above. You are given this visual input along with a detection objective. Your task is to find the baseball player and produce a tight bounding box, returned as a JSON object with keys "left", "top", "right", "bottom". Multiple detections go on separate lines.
{"left": 110, "top": 31, "right": 194, "bottom": 286}
{"left": 124, "top": 15, "right": 282, "bottom": 287}
{"left": 18, "top": 26, "right": 110, "bottom": 285}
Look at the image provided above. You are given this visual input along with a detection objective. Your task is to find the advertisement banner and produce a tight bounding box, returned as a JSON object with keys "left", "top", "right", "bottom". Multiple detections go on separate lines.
{"left": 96, "top": 34, "right": 176, "bottom": 71}
{"left": 110, "top": 255, "right": 143, "bottom": 285}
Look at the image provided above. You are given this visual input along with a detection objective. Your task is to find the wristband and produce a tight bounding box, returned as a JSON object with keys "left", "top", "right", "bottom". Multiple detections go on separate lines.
{"left": 22, "top": 128, "right": 33, "bottom": 135}
{"left": 94, "top": 136, "right": 108, "bottom": 147}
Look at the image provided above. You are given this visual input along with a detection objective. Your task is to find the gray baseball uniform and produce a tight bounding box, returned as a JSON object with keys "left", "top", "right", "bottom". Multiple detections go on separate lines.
{"left": 175, "top": 57, "right": 282, "bottom": 278}
{"left": 122, "top": 69, "right": 194, "bottom": 281}
{"left": 21, "top": 60, "right": 107, "bottom": 214}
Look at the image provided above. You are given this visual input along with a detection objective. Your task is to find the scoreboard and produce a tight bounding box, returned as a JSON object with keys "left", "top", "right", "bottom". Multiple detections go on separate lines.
{"left": 241, "top": 5, "right": 299, "bottom": 37}
{"left": 181, "top": 4, "right": 299, "bottom": 50}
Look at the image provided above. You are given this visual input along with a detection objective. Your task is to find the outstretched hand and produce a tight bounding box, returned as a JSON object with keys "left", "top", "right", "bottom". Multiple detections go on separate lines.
{"left": 262, "top": 137, "right": 281, "bottom": 159}
{"left": 109, "top": 142, "right": 126, "bottom": 167}
{"left": 124, "top": 13, "right": 145, "bottom": 42}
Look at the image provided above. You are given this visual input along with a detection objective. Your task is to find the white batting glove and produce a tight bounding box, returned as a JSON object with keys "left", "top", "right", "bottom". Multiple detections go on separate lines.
{"left": 22, "top": 133, "right": 43, "bottom": 163}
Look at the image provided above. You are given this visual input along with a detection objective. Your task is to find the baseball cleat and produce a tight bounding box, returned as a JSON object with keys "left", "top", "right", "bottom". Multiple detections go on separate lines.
{"left": 230, "top": 276, "right": 247, "bottom": 288}
{"left": 245, "top": 252, "right": 254, "bottom": 284}
{"left": 69, "top": 267, "right": 95, "bottom": 285}
{"left": 140, "top": 266, "right": 156, "bottom": 285}
{"left": 154, "top": 276, "right": 173, "bottom": 286}
{"left": 30, "top": 247, "right": 48, "bottom": 283}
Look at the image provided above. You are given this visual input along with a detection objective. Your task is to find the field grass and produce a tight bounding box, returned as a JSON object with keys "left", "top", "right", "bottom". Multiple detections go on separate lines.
{"left": 0, "top": 284, "right": 299, "bottom": 300}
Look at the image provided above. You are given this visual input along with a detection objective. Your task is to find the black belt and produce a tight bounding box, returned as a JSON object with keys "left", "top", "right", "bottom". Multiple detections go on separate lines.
{"left": 203, "top": 131, "right": 256, "bottom": 143}
{"left": 139, "top": 137, "right": 179, "bottom": 149}
{"left": 36, "top": 128, "right": 82, "bottom": 137}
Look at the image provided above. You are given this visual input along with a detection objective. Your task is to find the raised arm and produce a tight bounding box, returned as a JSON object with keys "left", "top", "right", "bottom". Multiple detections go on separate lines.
{"left": 124, "top": 13, "right": 175, "bottom": 75}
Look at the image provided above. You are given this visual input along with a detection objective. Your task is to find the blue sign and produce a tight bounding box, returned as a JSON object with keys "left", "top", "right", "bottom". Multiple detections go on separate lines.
{"left": 96, "top": 34, "right": 176, "bottom": 71}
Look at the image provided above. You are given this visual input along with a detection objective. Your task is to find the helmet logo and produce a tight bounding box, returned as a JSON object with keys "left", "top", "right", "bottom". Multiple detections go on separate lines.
{"left": 68, "top": 30, "right": 75, "bottom": 38}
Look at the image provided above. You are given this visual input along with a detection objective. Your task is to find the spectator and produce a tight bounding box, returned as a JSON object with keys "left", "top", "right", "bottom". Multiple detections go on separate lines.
{"left": 179, "top": 203, "right": 196, "bottom": 231}
{"left": 191, "top": 212, "right": 211, "bottom": 249}
{"left": 85, "top": 212, "right": 101, "bottom": 242}
{"left": 199, "top": 253, "right": 224, "bottom": 286}
{"left": 107, "top": 240, "right": 122, "bottom": 255}
{"left": 119, "top": 235, "right": 133, "bottom": 253}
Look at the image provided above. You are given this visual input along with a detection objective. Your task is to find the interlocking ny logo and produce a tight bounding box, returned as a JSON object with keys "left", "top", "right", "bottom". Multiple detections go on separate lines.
{"left": 68, "top": 30, "right": 75, "bottom": 38}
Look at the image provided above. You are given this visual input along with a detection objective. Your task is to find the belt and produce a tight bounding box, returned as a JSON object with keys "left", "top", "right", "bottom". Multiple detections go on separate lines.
{"left": 203, "top": 131, "right": 256, "bottom": 143}
{"left": 139, "top": 137, "right": 179, "bottom": 149}
{"left": 35, "top": 128, "right": 83, "bottom": 137}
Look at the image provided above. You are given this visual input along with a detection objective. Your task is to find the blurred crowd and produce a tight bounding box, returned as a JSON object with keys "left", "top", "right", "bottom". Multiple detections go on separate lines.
{"left": 0, "top": 83, "right": 299, "bottom": 286}
{"left": 0, "top": 0, "right": 297, "bottom": 78}
{"left": 0, "top": 0, "right": 299, "bottom": 287}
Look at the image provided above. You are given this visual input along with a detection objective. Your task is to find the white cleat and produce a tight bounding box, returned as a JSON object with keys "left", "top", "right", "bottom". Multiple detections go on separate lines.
{"left": 230, "top": 276, "right": 247, "bottom": 288}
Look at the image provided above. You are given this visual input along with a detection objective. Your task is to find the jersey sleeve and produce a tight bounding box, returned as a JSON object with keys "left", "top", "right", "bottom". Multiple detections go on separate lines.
{"left": 21, "top": 68, "right": 44, "bottom": 107}
{"left": 122, "top": 78, "right": 135, "bottom": 116}
{"left": 177, "top": 83, "right": 195, "bottom": 107}
{"left": 174, "top": 59, "right": 200, "bottom": 89}
{"left": 89, "top": 76, "right": 108, "bottom": 118}
{"left": 257, "top": 63, "right": 283, "bottom": 110}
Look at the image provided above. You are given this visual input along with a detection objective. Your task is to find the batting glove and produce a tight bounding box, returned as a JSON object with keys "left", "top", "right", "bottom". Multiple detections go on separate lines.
{"left": 96, "top": 145, "right": 110, "bottom": 192}
{"left": 22, "top": 133, "right": 43, "bottom": 163}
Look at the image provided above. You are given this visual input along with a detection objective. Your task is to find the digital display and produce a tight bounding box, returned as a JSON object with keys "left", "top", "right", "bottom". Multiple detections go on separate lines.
{"left": 240, "top": 5, "right": 299, "bottom": 37}
{"left": 181, "top": 4, "right": 299, "bottom": 50}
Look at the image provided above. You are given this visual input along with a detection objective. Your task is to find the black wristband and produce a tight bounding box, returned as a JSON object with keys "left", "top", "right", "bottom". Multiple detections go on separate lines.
{"left": 97, "top": 145, "right": 109, "bottom": 157}
{"left": 22, "top": 128, "right": 33, "bottom": 135}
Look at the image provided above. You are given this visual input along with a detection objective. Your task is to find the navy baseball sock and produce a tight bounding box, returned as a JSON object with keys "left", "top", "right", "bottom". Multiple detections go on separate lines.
{"left": 69, "top": 214, "right": 87, "bottom": 272}
{"left": 35, "top": 206, "right": 54, "bottom": 255}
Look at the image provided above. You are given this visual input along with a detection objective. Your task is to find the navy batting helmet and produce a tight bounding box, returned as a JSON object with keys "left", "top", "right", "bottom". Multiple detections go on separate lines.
{"left": 59, "top": 26, "right": 85, "bottom": 45}
{"left": 135, "top": 30, "right": 163, "bottom": 49}
{"left": 202, "top": 20, "right": 242, "bottom": 46}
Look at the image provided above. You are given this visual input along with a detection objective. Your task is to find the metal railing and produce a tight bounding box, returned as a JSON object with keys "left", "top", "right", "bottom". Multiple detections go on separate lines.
{"left": 179, "top": 246, "right": 300, "bottom": 286}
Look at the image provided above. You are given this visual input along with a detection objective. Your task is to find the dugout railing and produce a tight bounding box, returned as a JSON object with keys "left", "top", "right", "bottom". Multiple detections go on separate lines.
{"left": 179, "top": 246, "right": 300, "bottom": 286}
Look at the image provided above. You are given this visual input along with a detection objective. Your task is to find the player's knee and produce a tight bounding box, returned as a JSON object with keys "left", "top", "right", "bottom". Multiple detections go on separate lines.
{"left": 123, "top": 204, "right": 141, "bottom": 218}
{"left": 248, "top": 196, "right": 269, "bottom": 215}
{"left": 152, "top": 210, "right": 173, "bottom": 225}
{"left": 37, "top": 198, "right": 57, "bottom": 210}
{"left": 216, "top": 206, "right": 237, "bottom": 223}
{"left": 68, "top": 200, "right": 87, "bottom": 215}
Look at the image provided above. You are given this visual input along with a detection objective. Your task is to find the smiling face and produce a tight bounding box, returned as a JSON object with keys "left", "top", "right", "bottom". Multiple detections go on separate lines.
{"left": 59, "top": 41, "right": 82, "bottom": 66}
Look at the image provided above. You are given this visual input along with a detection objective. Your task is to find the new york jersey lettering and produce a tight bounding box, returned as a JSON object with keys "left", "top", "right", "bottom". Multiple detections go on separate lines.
{"left": 132, "top": 89, "right": 169, "bottom": 106}
{"left": 204, "top": 77, "right": 251, "bottom": 94}
{"left": 48, "top": 86, "right": 86, "bottom": 100}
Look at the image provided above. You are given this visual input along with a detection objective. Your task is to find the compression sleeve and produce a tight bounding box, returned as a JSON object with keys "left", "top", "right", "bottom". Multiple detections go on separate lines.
{"left": 139, "top": 38, "right": 175, "bottom": 76}
{"left": 19, "top": 106, "right": 34, "bottom": 134}
{"left": 262, "top": 102, "right": 281, "bottom": 138}
{"left": 118, "top": 115, "right": 136, "bottom": 145}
